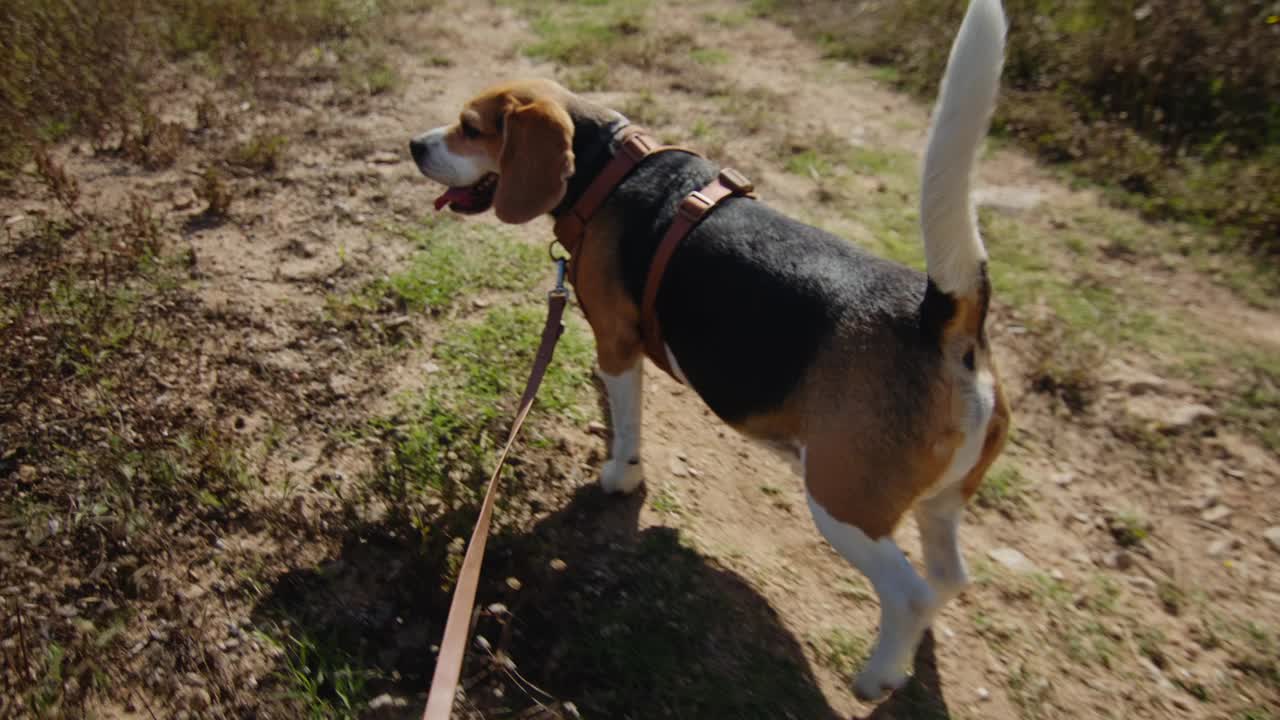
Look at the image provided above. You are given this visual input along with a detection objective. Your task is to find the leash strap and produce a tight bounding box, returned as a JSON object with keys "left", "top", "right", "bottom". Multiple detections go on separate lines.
{"left": 422, "top": 270, "right": 569, "bottom": 720}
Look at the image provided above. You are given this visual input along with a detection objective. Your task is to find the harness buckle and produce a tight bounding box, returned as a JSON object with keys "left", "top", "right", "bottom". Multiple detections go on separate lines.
{"left": 678, "top": 191, "right": 714, "bottom": 222}
{"left": 718, "top": 167, "right": 755, "bottom": 196}
{"left": 619, "top": 134, "right": 656, "bottom": 163}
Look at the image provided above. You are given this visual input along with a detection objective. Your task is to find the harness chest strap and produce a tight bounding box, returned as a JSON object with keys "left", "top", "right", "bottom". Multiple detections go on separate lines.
{"left": 553, "top": 126, "right": 694, "bottom": 318}
{"left": 639, "top": 168, "right": 755, "bottom": 378}
{"left": 553, "top": 126, "right": 689, "bottom": 259}
{"left": 550, "top": 125, "right": 756, "bottom": 379}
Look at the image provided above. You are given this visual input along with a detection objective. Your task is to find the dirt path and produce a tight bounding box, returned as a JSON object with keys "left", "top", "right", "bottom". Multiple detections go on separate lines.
{"left": 441, "top": 3, "right": 1279, "bottom": 718}
{"left": 5, "top": 0, "right": 1277, "bottom": 718}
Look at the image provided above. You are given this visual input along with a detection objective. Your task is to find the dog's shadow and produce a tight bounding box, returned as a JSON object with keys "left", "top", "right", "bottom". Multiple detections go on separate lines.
{"left": 250, "top": 480, "right": 848, "bottom": 718}
{"left": 251, "top": 481, "right": 955, "bottom": 719}
{"left": 860, "top": 632, "right": 951, "bottom": 720}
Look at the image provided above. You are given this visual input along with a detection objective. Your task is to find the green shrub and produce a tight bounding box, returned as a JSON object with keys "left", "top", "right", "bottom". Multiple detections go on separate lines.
{"left": 766, "top": 0, "right": 1280, "bottom": 256}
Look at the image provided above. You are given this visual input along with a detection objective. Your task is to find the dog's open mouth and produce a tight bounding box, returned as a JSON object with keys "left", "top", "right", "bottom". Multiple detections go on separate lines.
{"left": 433, "top": 173, "right": 497, "bottom": 214}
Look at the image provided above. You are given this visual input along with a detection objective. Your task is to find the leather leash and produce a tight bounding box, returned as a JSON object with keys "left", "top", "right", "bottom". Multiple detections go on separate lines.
{"left": 422, "top": 261, "right": 569, "bottom": 720}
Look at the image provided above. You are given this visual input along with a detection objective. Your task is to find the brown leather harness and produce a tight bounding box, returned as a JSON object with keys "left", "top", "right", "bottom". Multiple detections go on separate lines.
{"left": 553, "top": 125, "right": 755, "bottom": 378}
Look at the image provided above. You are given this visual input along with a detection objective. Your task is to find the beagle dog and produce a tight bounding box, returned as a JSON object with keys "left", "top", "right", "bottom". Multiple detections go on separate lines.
{"left": 410, "top": 0, "right": 1009, "bottom": 702}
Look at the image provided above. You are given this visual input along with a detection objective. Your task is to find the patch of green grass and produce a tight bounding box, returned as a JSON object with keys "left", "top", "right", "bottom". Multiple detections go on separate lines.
{"left": 564, "top": 62, "right": 611, "bottom": 92}
{"left": 229, "top": 132, "right": 288, "bottom": 173}
{"left": 701, "top": 9, "right": 749, "bottom": 28}
{"left": 1108, "top": 510, "right": 1151, "bottom": 549}
{"left": 811, "top": 628, "right": 868, "bottom": 677}
{"left": 1061, "top": 621, "right": 1120, "bottom": 670}
{"left": 717, "top": 86, "right": 782, "bottom": 135}
{"left": 1081, "top": 574, "right": 1122, "bottom": 614}
{"left": 515, "top": 0, "right": 693, "bottom": 77}
{"left": 1006, "top": 664, "right": 1055, "bottom": 719}
{"left": 437, "top": 306, "right": 594, "bottom": 413}
{"left": 1156, "top": 580, "right": 1187, "bottom": 616}
{"left": 27, "top": 643, "right": 66, "bottom": 715}
{"left": 1136, "top": 627, "right": 1169, "bottom": 669}
{"left": 1233, "top": 622, "right": 1280, "bottom": 690}
{"left": 835, "top": 576, "right": 872, "bottom": 603}
{"left": 974, "top": 460, "right": 1031, "bottom": 516}
{"left": 783, "top": 149, "right": 835, "bottom": 178}
{"left": 691, "top": 47, "right": 730, "bottom": 65}
{"left": 356, "top": 216, "right": 545, "bottom": 314}
{"left": 870, "top": 66, "right": 900, "bottom": 84}
{"left": 276, "top": 631, "right": 382, "bottom": 719}
{"left": 846, "top": 145, "right": 911, "bottom": 177}
{"left": 341, "top": 51, "right": 401, "bottom": 96}
{"left": 373, "top": 305, "right": 593, "bottom": 524}
{"left": 1222, "top": 351, "right": 1280, "bottom": 452}
{"left": 650, "top": 487, "right": 682, "bottom": 515}
{"left": 690, "top": 118, "right": 715, "bottom": 140}
{"left": 619, "top": 90, "right": 673, "bottom": 127}
{"left": 524, "top": 3, "right": 645, "bottom": 66}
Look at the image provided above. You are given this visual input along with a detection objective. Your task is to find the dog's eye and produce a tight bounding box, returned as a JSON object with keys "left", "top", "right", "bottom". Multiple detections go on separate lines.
{"left": 460, "top": 122, "right": 480, "bottom": 139}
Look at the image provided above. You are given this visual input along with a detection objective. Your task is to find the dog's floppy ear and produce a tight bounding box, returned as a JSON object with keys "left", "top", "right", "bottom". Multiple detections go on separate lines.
{"left": 493, "top": 98, "right": 575, "bottom": 224}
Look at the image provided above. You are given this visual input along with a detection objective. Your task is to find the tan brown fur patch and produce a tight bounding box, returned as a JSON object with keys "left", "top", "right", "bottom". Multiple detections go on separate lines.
{"left": 570, "top": 208, "right": 644, "bottom": 375}
{"left": 802, "top": 384, "right": 965, "bottom": 540}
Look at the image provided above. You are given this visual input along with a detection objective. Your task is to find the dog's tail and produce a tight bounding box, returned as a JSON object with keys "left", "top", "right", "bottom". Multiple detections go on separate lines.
{"left": 920, "top": 0, "right": 1006, "bottom": 301}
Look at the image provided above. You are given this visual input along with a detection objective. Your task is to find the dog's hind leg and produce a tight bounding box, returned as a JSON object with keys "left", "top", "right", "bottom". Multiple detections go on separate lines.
{"left": 914, "top": 484, "right": 969, "bottom": 606}
{"left": 804, "top": 480, "right": 937, "bottom": 702}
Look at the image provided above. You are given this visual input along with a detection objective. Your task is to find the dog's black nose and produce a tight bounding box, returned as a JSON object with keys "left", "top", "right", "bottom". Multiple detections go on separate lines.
{"left": 409, "top": 138, "right": 427, "bottom": 166}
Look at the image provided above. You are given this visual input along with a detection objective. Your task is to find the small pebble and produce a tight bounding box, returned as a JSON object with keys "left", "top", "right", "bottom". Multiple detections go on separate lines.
{"left": 988, "top": 547, "right": 1037, "bottom": 574}
{"left": 1102, "top": 550, "right": 1133, "bottom": 571}
{"left": 1200, "top": 505, "right": 1232, "bottom": 525}
{"left": 1263, "top": 527, "right": 1280, "bottom": 555}
{"left": 1207, "top": 537, "right": 1236, "bottom": 558}
{"left": 977, "top": 687, "right": 991, "bottom": 702}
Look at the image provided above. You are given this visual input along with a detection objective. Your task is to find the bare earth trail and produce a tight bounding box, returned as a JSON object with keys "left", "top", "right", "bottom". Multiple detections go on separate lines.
{"left": 231, "top": 0, "right": 1279, "bottom": 717}
{"left": 378, "top": 2, "right": 1280, "bottom": 718}
{"left": 10, "top": 0, "right": 1277, "bottom": 717}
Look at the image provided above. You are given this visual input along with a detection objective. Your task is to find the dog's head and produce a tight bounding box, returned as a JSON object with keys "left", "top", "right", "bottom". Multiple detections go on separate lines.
{"left": 410, "top": 78, "right": 606, "bottom": 224}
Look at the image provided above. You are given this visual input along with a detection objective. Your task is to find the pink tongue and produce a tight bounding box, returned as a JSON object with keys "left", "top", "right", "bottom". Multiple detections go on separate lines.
{"left": 434, "top": 187, "right": 470, "bottom": 211}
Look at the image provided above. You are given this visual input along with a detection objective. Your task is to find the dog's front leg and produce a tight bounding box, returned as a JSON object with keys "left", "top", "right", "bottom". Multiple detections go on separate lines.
{"left": 596, "top": 355, "right": 645, "bottom": 494}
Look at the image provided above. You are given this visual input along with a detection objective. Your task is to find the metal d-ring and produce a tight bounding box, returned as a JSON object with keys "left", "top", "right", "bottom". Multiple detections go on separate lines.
{"left": 547, "top": 241, "right": 570, "bottom": 298}
{"left": 548, "top": 239, "right": 571, "bottom": 262}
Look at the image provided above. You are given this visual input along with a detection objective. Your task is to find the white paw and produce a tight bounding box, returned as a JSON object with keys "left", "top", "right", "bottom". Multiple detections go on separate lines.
{"left": 600, "top": 459, "right": 644, "bottom": 494}
{"left": 853, "top": 665, "right": 910, "bottom": 703}
{"left": 929, "top": 576, "right": 970, "bottom": 607}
